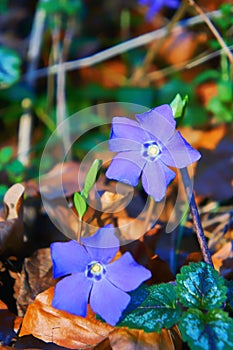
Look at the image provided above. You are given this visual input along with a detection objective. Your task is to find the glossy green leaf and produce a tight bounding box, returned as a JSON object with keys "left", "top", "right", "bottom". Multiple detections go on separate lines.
{"left": 176, "top": 262, "right": 227, "bottom": 310}
{"left": 0, "top": 147, "right": 13, "bottom": 164}
{"left": 118, "top": 283, "right": 181, "bottom": 333}
{"left": 81, "top": 159, "right": 102, "bottom": 199}
{"left": 0, "top": 47, "right": 21, "bottom": 88}
{"left": 119, "top": 284, "right": 150, "bottom": 322}
{"left": 73, "top": 192, "right": 87, "bottom": 219}
{"left": 179, "top": 308, "right": 233, "bottom": 350}
{"left": 170, "top": 94, "right": 188, "bottom": 118}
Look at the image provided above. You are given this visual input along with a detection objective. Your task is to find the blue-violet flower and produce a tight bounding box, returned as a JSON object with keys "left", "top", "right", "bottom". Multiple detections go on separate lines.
{"left": 106, "top": 104, "right": 201, "bottom": 201}
{"left": 138, "top": 0, "right": 180, "bottom": 20}
{"left": 51, "top": 224, "right": 151, "bottom": 325}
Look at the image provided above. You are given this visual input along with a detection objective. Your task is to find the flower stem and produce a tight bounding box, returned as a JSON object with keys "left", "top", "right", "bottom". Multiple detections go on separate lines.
{"left": 180, "top": 167, "right": 213, "bottom": 266}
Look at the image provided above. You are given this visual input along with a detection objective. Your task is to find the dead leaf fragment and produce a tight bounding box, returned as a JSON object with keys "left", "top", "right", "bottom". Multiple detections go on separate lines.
{"left": 0, "top": 184, "right": 25, "bottom": 258}
{"left": 19, "top": 287, "right": 113, "bottom": 349}
{"left": 14, "top": 248, "right": 55, "bottom": 316}
{"left": 109, "top": 326, "right": 182, "bottom": 350}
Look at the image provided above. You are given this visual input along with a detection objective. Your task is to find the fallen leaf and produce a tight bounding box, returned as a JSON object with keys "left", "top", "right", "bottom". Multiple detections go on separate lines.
{"left": 39, "top": 162, "right": 81, "bottom": 200}
{"left": 80, "top": 60, "right": 127, "bottom": 88}
{"left": 212, "top": 242, "right": 233, "bottom": 271}
{"left": 158, "top": 28, "right": 207, "bottom": 66}
{"left": 0, "top": 184, "right": 25, "bottom": 258}
{"left": 19, "top": 287, "right": 113, "bottom": 349}
{"left": 109, "top": 326, "right": 182, "bottom": 350}
{"left": 14, "top": 248, "right": 55, "bottom": 317}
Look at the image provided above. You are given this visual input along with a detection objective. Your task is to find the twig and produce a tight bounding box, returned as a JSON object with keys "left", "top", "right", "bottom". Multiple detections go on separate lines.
{"left": 147, "top": 45, "right": 233, "bottom": 82}
{"left": 131, "top": 0, "right": 189, "bottom": 84}
{"left": 180, "top": 167, "right": 213, "bottom": 266}
{"left": 17, "top": 3, "right": 46, "bottom": 166}
{"left": 26, "top": 10, "right": 221, "bottom": 80}
{"left": 188, "top": 0, "right": 233, "bottom": 66}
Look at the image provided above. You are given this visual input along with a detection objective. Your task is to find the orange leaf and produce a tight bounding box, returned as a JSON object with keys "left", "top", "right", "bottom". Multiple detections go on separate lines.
{"left": 19, "top": 287, "right": 113, "bottom": 349}
{"left": 109, "top": 326, "right": 182, "bottom": 350}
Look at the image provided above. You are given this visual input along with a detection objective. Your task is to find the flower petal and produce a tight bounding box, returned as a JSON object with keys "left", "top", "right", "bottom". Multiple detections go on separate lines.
{"left": 51, "top": 240, "right": 91, "bottom": 278}
{"left": 106, "top": 252, "right": 151, "bottom": 291}
{"left": 142, "top": 161, "right": 175, "bottom": 201}
{"left": 90, "top": 278, "right": 130, "bottom": 325}
{"left": 81, "top": 224, "right": 119, "bottom": 263}
{"left": 52, "top": 273, "right": 92, "bottom": 317}
{"left": 165, "top": 0, "right": 180, "bottom": 8}
{"left": 106, "top": 151, "right": 145, "bottom": 187}
{"left": 160, "top": 131, "right": 201, "bottom": 168}
{"left": 136, "top": 105, "right": 176, "bottom": 143}
{"left": 110, "top": 117, "right": 149, "bottom": 144}
{"left": 108, "top": 138, "right": 141, "bottom": 152}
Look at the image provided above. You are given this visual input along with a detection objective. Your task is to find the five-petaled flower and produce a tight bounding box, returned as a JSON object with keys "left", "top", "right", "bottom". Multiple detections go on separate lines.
{"left": 106, "top": 104, "right": 201, "bottom": 201}
{"left": 138, "top": 0, "right": 180, "bottom": 20}
{"left": 51, "top": 224, "right": 151, "bottom": 325}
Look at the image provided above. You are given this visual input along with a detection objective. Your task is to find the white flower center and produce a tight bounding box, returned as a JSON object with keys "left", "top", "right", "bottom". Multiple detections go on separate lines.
{"left": 142, "top": 141, "right": 161, "bottom": 161}
{"left": 86, "top": 261, "right": 106, "bottom": 281}
{"left": 147, "top": 144, "right": 160, "bottom": 157}
{"left": 90, "top": 262, "right": 103, "bottom": 274}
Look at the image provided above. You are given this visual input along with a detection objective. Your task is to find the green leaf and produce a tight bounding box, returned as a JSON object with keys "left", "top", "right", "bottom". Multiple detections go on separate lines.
{"left": 193, "top": 70, "right": 220, "bottom": 85}
{"left": 179, "top": 308, "right": 233, "bottom": 350}
{"left": 0, "top": 47, "right": 21, "bottom": 88}
{"left": 6, "top": 159, "right": 24, "bottom": 175}
{"left": 170, "top": 94, "right": 188, "bottom": 118}
{"left": 119, "top": 284, "right": 150, "bottom": 322}
{"left": 0, "top": 184, "right": 8, "bottom": 200}
{"left": 207, "top": 97, "right": 232, "bottom": 122}
{"left": 73, "top": 192, "right": 87, "bottom": 218}
{"left": 0, "top": 147, "right": 13, "bottom": 164}
{"left": 81, "top": 159, "right": 102, "bottom": 199}
{"left": 176, "top": 262, "right": 227, "bottom": 310}
{"left": 218, "top": 81, "right": 232, "bottom": 103}
{"left": 39, "top": 0, "right": 81, "bottom": 15}
{"left": 118, "top": 283, "right": 181, "bottom": 333}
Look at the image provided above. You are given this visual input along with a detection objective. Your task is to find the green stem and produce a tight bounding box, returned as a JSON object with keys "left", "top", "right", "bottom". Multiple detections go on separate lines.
{"left": 180, "top": 167, "right": 213, "bottom": 266}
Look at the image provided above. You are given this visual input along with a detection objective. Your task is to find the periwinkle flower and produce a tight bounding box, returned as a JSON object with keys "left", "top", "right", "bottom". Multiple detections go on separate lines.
{"left": 51, "top": 224, "right": 151, "bottom": 326}
{"left": 138, "top": 0, "right": 180, "bottom": 20}
{"left": 106, "top": 104, "right": 201, "bottom": 201}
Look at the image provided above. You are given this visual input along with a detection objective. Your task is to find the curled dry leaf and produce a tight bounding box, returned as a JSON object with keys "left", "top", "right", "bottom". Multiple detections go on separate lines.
{"left": 14, "top": 248, "right": 55, "bottom": 317}
{"left": 0, "top": 183, "right": 25, "bottom": 258}
{"left": 109, "top": 326, "right": 182, "bottom": 350}
{"left": 19, "top": 287, "right": 113, "bottom": 349}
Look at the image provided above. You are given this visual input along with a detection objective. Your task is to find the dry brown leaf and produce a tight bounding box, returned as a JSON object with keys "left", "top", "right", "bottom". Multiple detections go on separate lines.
{"left": 109, "top": 326, "right": 182, "bottom": 350}
{"left": 212, "top": 242, "right": 233, "bottom": 271}
{"left": 158, "top": 28, "right": 206, "bottom": 66}
{"left": 0, "top": 183, "right": 25, "bottom": 258}
{"left": 80, "top": 60, "right": 127, "bottom": 88}
{"left": 14, "top": 248, "right": 55, "bottom": 317}
{"left": 179, "top": 125, "right": 226, "bottom": 151}
{"left": 19, "top": 287, "right": 113, "bottom": 349}
{"left": 39, "top": 161, "right": 81, "bottom": 200}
